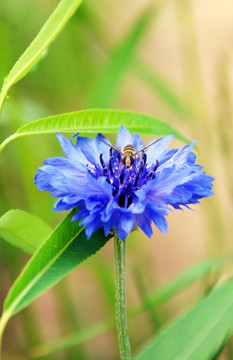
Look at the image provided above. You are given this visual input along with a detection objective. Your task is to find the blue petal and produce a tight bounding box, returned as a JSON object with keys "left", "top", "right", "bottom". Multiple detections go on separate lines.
{"left": 101, "top": 199, "right": 115, "bottom": 222}
{"left": 53, "top": 198, "right": 82, "bottom": 211}
{"left": 150, "top": 212, "right": 168, "bottom": 233}
{"left": 116, "top": 126, "right": 132, "bottom": 150}
{"left": 80, "top": 213, "right": 102, "bottom": 239}
{"left": 71, "top": 206, "right": 89, "bottom": 221}
{"left": 43, "top": 156, "right": 86, "bottom": 173}
{"left": 136, "top": 214, "right": 153, "bottom": 238}
{"left": 103, "top": 219, "right": 113, "bottom": 237}
{"left": 56, "top": 133, "right": 87, "bottom": 164}
{"left": 86, "top": 174, "right": 113, "bottom": 198}
{"left": 146, "top": 135, "right": 174, "bottom": 167}
{"left": 132, "top": 133, "right": 144, "bottom": 150}
{"left": 118, "top": 213, "right": 134, "bottom": 240}
{"left": 75, "top": 136, "right": 100, "bottom": 166}
{"left": 95, "top": 134, "right": 111, "bottom": 162}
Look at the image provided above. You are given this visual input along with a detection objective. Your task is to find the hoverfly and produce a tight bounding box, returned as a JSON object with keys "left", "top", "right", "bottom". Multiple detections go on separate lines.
{"left": 97, "top": 135, "right": 162, "bottom": 167}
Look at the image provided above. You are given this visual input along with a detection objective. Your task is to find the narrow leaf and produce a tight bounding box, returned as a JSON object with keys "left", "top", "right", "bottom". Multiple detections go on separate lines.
{"left": 0, "top": 0, "right": 82, "bottom": 113}
{"left": 0, "top": 109, "right": 188, "bottom": 152}
{"left": 135, "top": 277, "right": 233, "bottom": 360}
{"left": 2, "top": 210, "right": 110, "bottom": 317}
{"left": 0, "top": 210, "right": 51, "bottom": 254}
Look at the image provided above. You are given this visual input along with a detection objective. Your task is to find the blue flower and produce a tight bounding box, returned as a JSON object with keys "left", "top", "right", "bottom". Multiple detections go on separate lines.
{"left": 34, "top": 126, "right": 214, "bottom": 240}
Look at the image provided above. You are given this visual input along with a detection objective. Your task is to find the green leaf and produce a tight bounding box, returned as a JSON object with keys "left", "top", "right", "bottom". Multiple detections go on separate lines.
{"left": 0, "top": 210, "right": 110, "bottom": 334}
{"left": 0, "top": 0, "right": 82, "bottom": 113}
{"left": 85, "top": 5, "right": 156, "bottom": 109}
{"left": 135, "top": 277, "right": 233, "bottom": 360}
{"left": 0, "top": 109, "right": 188, "bottom": 152}
{"left": 29, "top": 257, "right": 229, "bottom": 358}
{"left": 0, "top": 210, "right": 51, "bottom": 254}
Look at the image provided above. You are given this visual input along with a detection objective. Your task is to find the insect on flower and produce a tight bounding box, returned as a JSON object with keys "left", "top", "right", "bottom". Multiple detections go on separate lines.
{"left": 97, "top": 135, "right": 162, "bottom": 168}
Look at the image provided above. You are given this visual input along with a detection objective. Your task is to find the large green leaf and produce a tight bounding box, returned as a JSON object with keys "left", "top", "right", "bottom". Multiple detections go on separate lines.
{"left": 0, "top": 109, "right": 188, "bottom": 152}
{"left": 0, "top": 211, "right": 110, "bottom": 336}
{"left": 0, "top": 210, "right": 51, "bottom": 254}
{"left": 29, "top": 257, "right": 229, "bottom": 358}
{"left": 135, "top": 277, "right": 233, "bottom": 360}
{"left": 0, "top": 0, "right": 82, "bottom": 113}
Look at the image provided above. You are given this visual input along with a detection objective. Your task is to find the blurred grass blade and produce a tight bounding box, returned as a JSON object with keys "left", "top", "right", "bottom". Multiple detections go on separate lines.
{"left": 0, "top": 210, "right": 51, "bottom": 254}
{"left": 90, "top": 260, "right": 115, "bottom": 313}
{"left": 0, "top": 109, "right": 188, "bottom": 152}
{"left": 29, "top": 257, "right": 229, "bottom": 358}
{"left": 0, "top": 210, "right": 110, "bottom": 339}
{"left": 133, "top": 58, "right": 193, "bottom": 118}
{"left": 132, "top": 257, "right": 229, "bottom": 315}
{"left": 132, "top": 265, "right": 161, "bottom": 330}
{"left": 30, "top": 320, "right": 114, "bottom": 358}
{"left": 0, "top": 0, "right": 82, "bottom": 114}
{"left": 174, "top": 0, "right": 207, "bottom": 120}
{"left": 135, "top": 277, "right": 233, "bottom": 360}
{"left": 84, "top": 5, "right": 158, "bottom": 108}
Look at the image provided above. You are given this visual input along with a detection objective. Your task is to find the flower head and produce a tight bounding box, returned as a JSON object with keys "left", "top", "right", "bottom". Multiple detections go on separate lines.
{"left": 35, "top": 126, "right": 214, "bottom": 240}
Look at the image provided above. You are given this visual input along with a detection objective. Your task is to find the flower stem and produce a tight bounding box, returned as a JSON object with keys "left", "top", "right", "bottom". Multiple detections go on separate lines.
{"left": 114, "top": 234, "right": 131, "bottom": 360}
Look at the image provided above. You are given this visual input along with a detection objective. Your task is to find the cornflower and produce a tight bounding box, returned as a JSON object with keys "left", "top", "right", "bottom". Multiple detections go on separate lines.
{"left": 35, "top": 126, "right": 214, "bottom": 240}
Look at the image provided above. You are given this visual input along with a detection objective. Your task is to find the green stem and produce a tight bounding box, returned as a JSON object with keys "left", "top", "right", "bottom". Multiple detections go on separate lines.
{"left": 114, "top": 234, "right": 131, "bottom": 360}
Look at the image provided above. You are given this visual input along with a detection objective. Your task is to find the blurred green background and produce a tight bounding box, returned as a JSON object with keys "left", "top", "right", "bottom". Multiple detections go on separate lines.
{"left": 0, "top": 0, "right": 233, "bottom": 359}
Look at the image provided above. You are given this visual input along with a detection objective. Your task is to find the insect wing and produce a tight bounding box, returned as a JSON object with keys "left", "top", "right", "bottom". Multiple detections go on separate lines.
{"left": 134, "top": 137, "right": 163, "bottom": 155}
{"left": 97, "top": 135, "right": 123, "bottom": 155}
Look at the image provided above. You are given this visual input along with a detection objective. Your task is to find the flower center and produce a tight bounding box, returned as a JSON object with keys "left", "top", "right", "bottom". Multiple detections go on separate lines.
{"left": 90, "top": 149, "right": 158, "bottom": 208}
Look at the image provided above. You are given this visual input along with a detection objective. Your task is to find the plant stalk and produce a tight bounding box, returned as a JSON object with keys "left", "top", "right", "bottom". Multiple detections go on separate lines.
{"left": 114, "top": 234, "right": 131, "bottom": 360}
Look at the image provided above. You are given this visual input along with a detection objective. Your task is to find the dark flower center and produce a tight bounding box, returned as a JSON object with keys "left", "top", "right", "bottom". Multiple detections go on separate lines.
{"left": 90, "top": 149, "right": 158, "bottom": 208}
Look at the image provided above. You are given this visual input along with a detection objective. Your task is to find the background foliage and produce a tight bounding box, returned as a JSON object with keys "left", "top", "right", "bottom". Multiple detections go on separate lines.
{"left": 0, "top": 0, "right": 233, "bottom": 359}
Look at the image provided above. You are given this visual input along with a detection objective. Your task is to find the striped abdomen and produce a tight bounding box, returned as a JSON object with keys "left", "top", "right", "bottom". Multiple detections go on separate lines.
{"left": 123, "top": 144, "right": 135, "bottom": 167}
